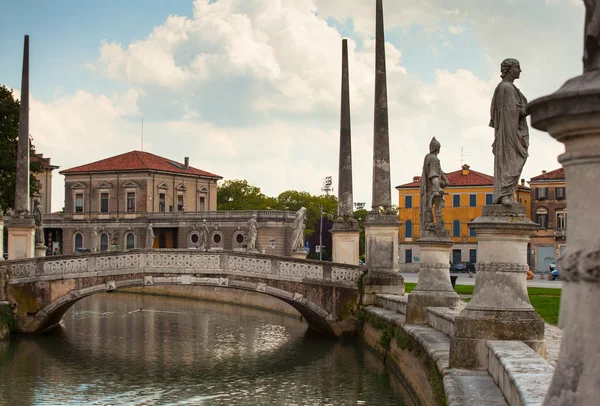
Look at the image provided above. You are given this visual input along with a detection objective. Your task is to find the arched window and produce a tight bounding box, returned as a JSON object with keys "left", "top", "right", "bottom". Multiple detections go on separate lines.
{"left": 453, "top": 220, "right": 461, "bottom": 237}
{"left": 126, "top": 233, "right": 135, "bottom": 249}
{"left": 100, "top": 233, "right": 109, "bottom": 251}
{"left": 74, "top": 233, "right": 83, "bottom": 250}
{"left": 405, "top": 220, "right": 413, "bottom": 238}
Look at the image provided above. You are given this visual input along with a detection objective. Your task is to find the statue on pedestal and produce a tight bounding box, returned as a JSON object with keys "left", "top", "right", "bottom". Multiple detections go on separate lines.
{"left": 420, "top": 137, "right": 449, "bottom": 237}
{"left": 489, "top": 58, "right": 529, "bottom": 206}
{"left": 33, "top": 199, "right": 44, "bottom": 245}
{"left": 145, "top": 223, "right": 155, "bottom": 249}
{"left": 291, "top": 207, "right": 306, "bottom": 251}
{"left": 199, "top": 219, "right": 210, "bottom": 251}
{"left": 246, "top": 214, "right": 258, "bottom": 250}
{"left": 92, "top": 227, "right": 99, "bottom": 252}
{"left": 584, "top": 0, "right": 600, "bottom": 72}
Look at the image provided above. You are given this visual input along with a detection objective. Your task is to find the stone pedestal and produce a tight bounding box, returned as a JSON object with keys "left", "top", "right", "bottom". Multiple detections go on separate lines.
{"left": 331, "top": 220, "right": 359, "bottom": 265}
{"left": 406, "top": 236, "right": 460, "bottom": 324}
{"left": 362, "top": 212, "right": 403, "bottom": 304}
{"left": 291, "top": 250, "right": 308, "bottom": 260}
{"left": 450, "top": 205, "right": 545, "bottom": 370}
{"left": 6, "top": 217, "right": 35, "bottom": 260}
{"left": 528, "top": 69, "right": 600, "bottom": 406}
{"left": 35, "top": 244, "right": 47, "bottom": 257}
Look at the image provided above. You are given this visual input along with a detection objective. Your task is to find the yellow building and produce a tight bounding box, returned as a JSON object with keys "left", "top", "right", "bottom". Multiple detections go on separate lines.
{"left": 395, "top": 164, "right": 530, "bottom": 271}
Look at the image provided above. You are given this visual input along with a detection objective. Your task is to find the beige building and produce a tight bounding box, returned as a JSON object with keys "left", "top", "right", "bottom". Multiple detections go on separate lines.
{"left": 43, "top": 150, "right": 297, "bottom": 256}
{"left": 32, "top": 152, "right": 59, "bottom": 214}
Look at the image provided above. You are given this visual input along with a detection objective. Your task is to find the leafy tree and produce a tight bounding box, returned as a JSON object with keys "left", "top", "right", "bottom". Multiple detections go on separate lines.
{"left": 0, "top": 85, "right": 41, "bottom": 213}
{"left": 216, "top": 179, "right": 275, "bottom": 210}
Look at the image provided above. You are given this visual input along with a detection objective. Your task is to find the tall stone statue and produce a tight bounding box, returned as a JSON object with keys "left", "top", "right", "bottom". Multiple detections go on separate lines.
{"left": 291, "top": 207, "right": 306, "bottom": 251}
{"left": 145, "top": 223, "right": 155, "bottom": 249}
{"left": 33, "top": 199, "right": 44, "bottom": 245}
{"left": 584, "top": 0, "right": 600, "bottom": 72}
{"left": 420, "top": 137, "right": 449, "bottom": 236}
{"left": 489, "top": 58, "right": 529, "bottom": 206}
{"left": 199, "top": 219, "right": 210, "bottom": 251}
{"left": 92, "top": 227, "right": 99, "bottom": 252}
{"left": 246, "top": 214, "right": 258, "bottom": 250}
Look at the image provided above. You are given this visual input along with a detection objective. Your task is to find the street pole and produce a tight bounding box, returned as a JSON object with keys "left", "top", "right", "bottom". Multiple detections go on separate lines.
{"left": 319, "top": 205, "right": 323, "bottom": 261}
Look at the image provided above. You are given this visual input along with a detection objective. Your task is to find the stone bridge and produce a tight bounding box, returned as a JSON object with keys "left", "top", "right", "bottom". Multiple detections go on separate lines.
{"left": 0, "top": 250, "right": 366, "bottom": 336}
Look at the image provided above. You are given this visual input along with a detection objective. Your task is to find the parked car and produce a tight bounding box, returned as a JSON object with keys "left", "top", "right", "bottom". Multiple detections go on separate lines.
{"left": 450, "top": 262, "right": 467, "bottom": 272}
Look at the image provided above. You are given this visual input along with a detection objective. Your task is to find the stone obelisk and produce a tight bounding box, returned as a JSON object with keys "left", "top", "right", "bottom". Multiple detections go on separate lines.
{"left": 7, "top": 35, "right": 36, "bottom": 260}
{"left": 362, "top": 0, "right": 403, "bottom": 304}
{"left": 331, "top": 39, "right": 360, "bottom": 265}
{"left": 527, "top": 4, "right": 600, "bottom": 403}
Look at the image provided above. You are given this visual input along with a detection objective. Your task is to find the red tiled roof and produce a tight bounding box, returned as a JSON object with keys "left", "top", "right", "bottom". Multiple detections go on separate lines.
{"left": 396, "top": 167, "right": 529, "bottom": 190}
{"left": 530, "top": 168, "right": 564, "bottom": 181}
{"left": 60, "top": 150, "right": 222, "bottom": 179}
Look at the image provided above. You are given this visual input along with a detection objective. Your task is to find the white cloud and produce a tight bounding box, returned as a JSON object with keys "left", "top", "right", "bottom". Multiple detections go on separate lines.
{"left": 448, "top": 25, "right": 466, "bottom": 34}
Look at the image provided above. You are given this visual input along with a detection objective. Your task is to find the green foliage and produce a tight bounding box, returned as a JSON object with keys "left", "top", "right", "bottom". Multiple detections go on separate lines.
{"left": 216, "top": 179, "right": 276, "bottom": 211}
{"left": 0, "top": 304, "right": 16, "bottom": 333}
{"left": 0, "top": 85, "right": 41, "bottom": 212}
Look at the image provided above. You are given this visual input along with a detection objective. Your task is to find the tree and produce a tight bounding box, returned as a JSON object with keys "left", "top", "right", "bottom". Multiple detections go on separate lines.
{"left": 0, "top": 85, "right": 41, "bottom": 213}
{"left": 216, "top": 179, "right": 275, "bottom": 211}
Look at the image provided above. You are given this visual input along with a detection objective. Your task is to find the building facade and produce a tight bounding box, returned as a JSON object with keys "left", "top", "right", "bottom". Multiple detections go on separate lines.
{"left": 396, "top": 164, "right": 530, "bottom": 272}
{"left": 32, "top": 152, "right": 59, "bottom": 214}
{"left": 43, "top": 151, "right": 297, "bottom": 256}
{"left": 528, "top": 168, "right": 567, "bottom": 273}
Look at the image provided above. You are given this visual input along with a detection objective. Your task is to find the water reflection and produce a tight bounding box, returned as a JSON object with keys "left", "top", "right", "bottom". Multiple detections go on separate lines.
{"left": 0, "top": 293, "right": 414, "bottom": 405}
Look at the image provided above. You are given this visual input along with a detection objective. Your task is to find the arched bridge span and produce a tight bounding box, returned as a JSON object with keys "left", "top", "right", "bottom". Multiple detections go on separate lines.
{"left": 1, "top": 250, "right": 365, "bottom": 336}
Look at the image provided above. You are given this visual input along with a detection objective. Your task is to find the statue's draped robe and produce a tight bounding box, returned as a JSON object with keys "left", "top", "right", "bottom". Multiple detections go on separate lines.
{"left": 489, "top": 81, "right": 529, "bottom": 203}
{"left": 420, "top": 154, "right": 440, "bottom": 233}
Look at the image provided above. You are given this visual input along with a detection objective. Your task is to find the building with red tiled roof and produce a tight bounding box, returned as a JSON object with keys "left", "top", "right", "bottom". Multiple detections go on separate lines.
{"left": 528, "top": 168, "right": 567, "bottom": 274}
{"left": 395, "top": 164, "right": 531, "bottom": 272}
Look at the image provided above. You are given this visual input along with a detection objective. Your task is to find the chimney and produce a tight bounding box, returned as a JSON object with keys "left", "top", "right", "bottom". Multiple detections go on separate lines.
{"left": 542, "top": 170, "right": 547, "bottom": 174}
{"left": 184, "top": 157, "right": 189, "bottom": 169}
{"left": 462, "top": 164, "right": 470, "bottom": 176}
{"left": 413, "top": 176, "right": 421, "bottom": 183}
{"left": 521, "top": 178, "right": 525, "bottom": 186}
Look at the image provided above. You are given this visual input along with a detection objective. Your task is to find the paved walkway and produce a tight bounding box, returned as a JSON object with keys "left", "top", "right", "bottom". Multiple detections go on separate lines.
{"left": 400, "top": 272, "right": 563, "bottom": 289}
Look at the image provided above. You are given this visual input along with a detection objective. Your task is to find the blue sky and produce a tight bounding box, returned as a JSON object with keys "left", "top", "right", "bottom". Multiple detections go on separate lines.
{"left": 0, "top": 0, "right": 585, "bottom": 212}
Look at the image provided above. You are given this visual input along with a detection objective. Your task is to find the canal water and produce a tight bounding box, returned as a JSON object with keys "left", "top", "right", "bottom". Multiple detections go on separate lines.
{"left": 0, "top": 293, "right": 415, "bottom": 405}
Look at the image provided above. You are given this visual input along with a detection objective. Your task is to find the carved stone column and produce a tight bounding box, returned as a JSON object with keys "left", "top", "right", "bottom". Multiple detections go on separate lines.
{"left": 406, "top": 236, "right": 460, "bottom": 324}
{"left": 450, "top": 205, "right": 545, "bottom": 370}
{"left": 528, "top": 46, "right": 600, "bottom": 405}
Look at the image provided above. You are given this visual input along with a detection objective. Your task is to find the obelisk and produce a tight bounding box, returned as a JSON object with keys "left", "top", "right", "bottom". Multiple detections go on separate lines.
{"left": 7, "top": 35, "right": 36, "bottom": 260}
{"left": 331, "top": 39, "right": 360, "bottom": 265}
{"left": 362, "top": 0, "right": 403, "bottom": 304}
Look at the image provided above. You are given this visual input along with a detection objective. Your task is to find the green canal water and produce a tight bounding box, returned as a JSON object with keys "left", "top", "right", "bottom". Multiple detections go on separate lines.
{"left": 0, "top": 293, "right": 415, "bottom": 405}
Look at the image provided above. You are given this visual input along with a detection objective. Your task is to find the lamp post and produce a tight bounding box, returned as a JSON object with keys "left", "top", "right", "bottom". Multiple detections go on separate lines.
{"left": 319, "top": 205, "right": 323, "bottom": 261}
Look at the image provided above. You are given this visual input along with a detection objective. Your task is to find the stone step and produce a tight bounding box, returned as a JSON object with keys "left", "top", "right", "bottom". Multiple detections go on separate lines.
{"left": 426, "top": 307, "right": 461, "bottom": 337}
{"left": 374, "top": 293, "right": 407, "bottom": 314}
{"left": 487, "top": 340, "right": 554, "bottom": 406}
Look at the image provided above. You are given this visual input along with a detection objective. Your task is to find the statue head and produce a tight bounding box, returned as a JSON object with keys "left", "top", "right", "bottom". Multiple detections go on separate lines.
{"left": 500, "top": 58, "right": 521, "bottom": 80}
{"left": 203, "top": 219, "right": 207, "bottom": 224}
{"left": 429, "top": 137, "right": 441, "bottom": 154}
{"left": 33, "top": 198, "right": 40, "bottom": 208}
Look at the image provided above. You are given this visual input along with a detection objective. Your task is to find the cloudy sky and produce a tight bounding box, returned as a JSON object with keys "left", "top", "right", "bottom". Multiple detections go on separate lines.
{"left": 0, "top": 0, "right": 585, "bottom": 212}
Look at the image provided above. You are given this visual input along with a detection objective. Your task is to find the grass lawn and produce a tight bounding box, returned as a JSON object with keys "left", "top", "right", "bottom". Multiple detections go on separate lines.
{"left": 402, "top": 282, "right": 561, "bottom": 325}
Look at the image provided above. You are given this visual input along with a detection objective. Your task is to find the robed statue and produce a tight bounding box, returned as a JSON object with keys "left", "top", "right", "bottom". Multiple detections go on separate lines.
{"left": 33, "top": 199, "right": 45, "bottom": 245}
{"left": 145, "top": 223, "right": 155, "bottom": 249}
{"left": 420, "top": 137, "right": 449, "bottom": 236}
{"left": 584, "top": 0, "right": 600, "bottom": 72}
{"left": 290, "top": 207, "right": 306, "bottom": 251}
{"left": 246, "top": 214, "right": 258, "bottom": 250}
{"left": 489, "top": 58, "right": 529, "bottom": 206}
{"left": 199, "top": 219, "right": 210, "bottom": 251}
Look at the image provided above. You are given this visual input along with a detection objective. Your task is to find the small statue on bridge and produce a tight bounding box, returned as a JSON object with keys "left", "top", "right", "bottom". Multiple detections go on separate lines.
{"left": 420, "top": 137, "right": 449, "bottom": 237}
{"left": 33, "top": 199, "right": 45, "bottom": 246}
{"left": 92, "top": 227, "right": 99, "bottom": 252}
{"left": 246, "top": 214, "right": 258, "bottom": 251}
{"left": 291, "top": 207, "right": 307, "bottom": 251}
{"left": 145, "top": 223, "right": 155, "bottom": 249}
{"left": 199, "top": 219, "right": 210, "bottom": 251}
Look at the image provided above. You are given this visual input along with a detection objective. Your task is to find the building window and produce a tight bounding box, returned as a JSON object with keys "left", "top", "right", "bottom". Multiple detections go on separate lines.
{"left": 405, "top": 249, "right": 412, "bottom": 264}
{"left": 75, "top": 193, "right": 84, "bottom": 213}
{"left": 100, "top": 192, "right": 109, "bottom": 213}
{"left": 453, "top": 195, "right": 460, "bottom": 207}
{"left": 405, "top": 195, "right": 412, "bottom": 209}
{"left": 126, "top": 233, "right": 135, "bottom": 249}
{"left": 177, "top": 194, "right": 184, "bottom": 211}
{"left": 199, "top": 196, "right": 206, "bottom": 211}
{"left": 127, "top": 192, "right": 136, "bottom": 213}
{"left": 159, "top": 193, "right": 166, "bottom": 213}
{"left": 469, "top": 194, "right": 477, "bottom": 207}
{"left": 453, "top": 220, "right": 461, "bottom": 237}
{"left": 556, "top": 212, "right": 566, "bottom": 229}
{"left": 536, "top": 187, "right": 548, "bottom": 201}
{"left": 74, "top": 233, "right": 83, "bottom": 250}
{"left": 556, "top": 187, "right": 566, "bottom": 200}
{"left": 100, "top": 233, "right": 109, "bottom": 251}
{"left": 405, "top": 220, "right": 413, "bottom": 238}
{"left": 536, "top": 208, "right": 548, "bottom": 229}
{"left": 469, "top": 249, "right": 477, "bottom": 264}
{"left": 485, "top": 193, "right": 493, "bottom": 205}
{"left": 469, "top": 226, "right": 476, "bottom": 237}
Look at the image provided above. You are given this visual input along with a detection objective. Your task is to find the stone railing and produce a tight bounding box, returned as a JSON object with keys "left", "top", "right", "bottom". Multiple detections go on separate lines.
{"left": 43, "top": 210, "right": 296, "bottom": 223}
{"left": 1, "top": 250, "right": 365, "bottom": 287}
